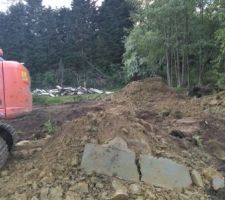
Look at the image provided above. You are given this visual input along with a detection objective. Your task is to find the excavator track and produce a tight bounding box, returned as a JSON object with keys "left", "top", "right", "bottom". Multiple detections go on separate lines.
{"left": 0, "top": 122, "right": 16, "bottom": 169}
{"left": 0, "top": 137, "right": 9, "bottom": 169}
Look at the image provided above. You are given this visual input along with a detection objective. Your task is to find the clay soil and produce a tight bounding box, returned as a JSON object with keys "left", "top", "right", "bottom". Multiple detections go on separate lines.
{"left": 1, "top": 79, "right": 225, "bottom": 200}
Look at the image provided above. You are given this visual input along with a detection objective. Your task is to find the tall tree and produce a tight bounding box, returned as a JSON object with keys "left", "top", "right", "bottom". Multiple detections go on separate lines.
{"left": 95, "top": 0, "right": 134, "bottom": 74}
{"left": 123, "top": 0, "right": 218, "bottom": 88}
{"left": 71, "top": 0, "right": 97, "bottom": 69}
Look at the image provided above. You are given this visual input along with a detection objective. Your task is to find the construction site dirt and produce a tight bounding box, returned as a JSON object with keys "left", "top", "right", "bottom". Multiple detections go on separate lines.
{"left": 1, "top": 79, "right": 225, "bottom": 200}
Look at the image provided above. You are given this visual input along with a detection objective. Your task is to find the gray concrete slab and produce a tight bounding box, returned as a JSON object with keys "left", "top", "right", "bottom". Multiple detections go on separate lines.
{"left": 140, "top": 155, "right": 192, "bottom": 189}
{"left": 81, "top": 144, "right": 139, "bottom": 182}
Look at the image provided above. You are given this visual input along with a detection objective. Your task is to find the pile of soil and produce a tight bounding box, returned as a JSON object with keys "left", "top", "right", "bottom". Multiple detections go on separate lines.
{"left": 0, "top": 79, "right": 225, "bottom": 200}
{"left": 114, "top": 78, "right": 202, "bottom": 118}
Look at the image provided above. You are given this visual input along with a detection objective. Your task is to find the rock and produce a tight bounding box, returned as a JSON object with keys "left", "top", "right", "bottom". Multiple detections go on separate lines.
{"left": 191, "top": 170, "right": 204, "bottom": 187}
{"left": 129, "top": 184, "right": 142, "bottom": 194}
{"left": 140, "top": 155, "right": 192, "bottom": 189}
{"left": 40, "top": 187, "right": 49, "bottom": 200}
{"left": 209, "top": 100, "right": 218, "bottom": 106}
{"left": 69, "top": 182, "right": 89, "bottom": 194}
{"left": 202, "top": 168, "right": 225, "bottom": 190}
{"left": 122, "top": 128, "right": 129, "bottom": 135}
{"left": 112, "top": 180, "right": 128, "bottom": 194}
{"left": 31, "top": 197, "right": 39, "bottom": 200}
{"left": 111, "top": 179, "right": 129, "bottom": 199}
{"left": 81, "top": 144, "right": 139, "bottom": 182}
{"left": 111, "top": 192, "right": 129, "bottom": 200}
{"left": 103, "top": 137, "right": 130, "bottom": 152}
{"left": 212, "top": 176, "right": 225, "bottom": 190}
{"left": 48, "top": 186, "right": 63, "bottom": 200}
{"left": 203, "top": 167, "right": 222, "bottom": 181}
{"left": 16, "top": 140, "right": 31, "bottom": 146}
{"left": 71, "top": 155, "right": 79, "bottom": 166}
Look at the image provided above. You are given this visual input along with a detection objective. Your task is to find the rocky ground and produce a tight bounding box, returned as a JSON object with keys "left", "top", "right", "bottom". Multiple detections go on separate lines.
{"left": 0, "top": 78, "right": 225, "bottom": 200}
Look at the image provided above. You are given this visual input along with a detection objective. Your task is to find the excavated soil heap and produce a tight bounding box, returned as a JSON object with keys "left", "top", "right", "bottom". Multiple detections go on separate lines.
{"left": 0, "top": 79, "right": 225, "bottom": 200}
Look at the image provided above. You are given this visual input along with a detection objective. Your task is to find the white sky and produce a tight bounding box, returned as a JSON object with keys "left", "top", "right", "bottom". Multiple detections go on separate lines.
{"left": 0, "top": 0, "right": 103, "bottom": 12}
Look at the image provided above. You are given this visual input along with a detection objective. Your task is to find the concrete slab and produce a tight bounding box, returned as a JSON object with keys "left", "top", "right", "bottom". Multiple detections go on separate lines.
{"left": 81, "top": 144, "right": 139, "bottom": 182}
{"left": 140, "top": 155, "right": 192, "bottom": 189}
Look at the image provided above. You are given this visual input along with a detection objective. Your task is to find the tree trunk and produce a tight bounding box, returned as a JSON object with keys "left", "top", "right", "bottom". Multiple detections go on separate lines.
{"left": 187, "top": 57, "right": 190, "bottom": 88}
{"left": 176, "top": 48, "right": 181, "bottom": 87}
{"left": 166, "top": 49, "right": 171, "bottom": 87}
{"left": 181, "top": 51, "right": 185, "bottom": 86}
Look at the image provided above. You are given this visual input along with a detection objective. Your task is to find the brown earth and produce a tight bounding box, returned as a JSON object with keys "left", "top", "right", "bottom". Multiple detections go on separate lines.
{"left": 1, "top": 79, "right": 225, "bottom": 200}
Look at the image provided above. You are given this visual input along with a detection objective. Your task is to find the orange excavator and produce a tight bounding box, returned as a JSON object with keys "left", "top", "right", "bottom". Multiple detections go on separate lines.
{"left": 0, "top": 49, "right": 32, "bottom": 169}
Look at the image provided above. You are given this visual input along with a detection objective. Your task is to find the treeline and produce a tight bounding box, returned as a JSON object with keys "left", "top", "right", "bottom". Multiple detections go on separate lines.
{"left": 124, "top": 0, "right": 225, "bottom": 88}
{"left": 0, "top": 0, "right": 134, "bottom": 88}
{"left": 1, "top": 0, "right": 225, "bottom": 89}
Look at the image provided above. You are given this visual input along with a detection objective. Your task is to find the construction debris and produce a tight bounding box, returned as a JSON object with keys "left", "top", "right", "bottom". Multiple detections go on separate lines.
{"left": 33, "top": 86, "right": 113, "bottom": 97}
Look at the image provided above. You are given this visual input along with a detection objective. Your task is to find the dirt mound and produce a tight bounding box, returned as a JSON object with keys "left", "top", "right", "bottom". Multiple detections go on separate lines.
{"left": 114, "top": 78, "right": 201, "bottom": 118}
{"left": 114, "top": 78, "right": 174, "bottom": 107}
{"left": 201, "top": 91, "right": 225, "bottom": 119}
{"left": 0, "top": 79, "right": 225, "bottom": 199}
{"left": 12, "top": 80, "right": 218, "bottom": 198}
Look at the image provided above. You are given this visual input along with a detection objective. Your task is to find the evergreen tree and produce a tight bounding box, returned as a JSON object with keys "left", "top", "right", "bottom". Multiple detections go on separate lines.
{"left": 96, "top": 0, "right": 134, "bottom": 74}
{"left": 70, "top": 0, "right": 97, "bottom": 69}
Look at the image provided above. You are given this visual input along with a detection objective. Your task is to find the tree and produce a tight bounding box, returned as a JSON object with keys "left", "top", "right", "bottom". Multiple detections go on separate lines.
{"left": 95, "top": 0, "right": 134, "bottom": 75}
{"left": 123, "top": 0, "right": 218, "bottom": 88}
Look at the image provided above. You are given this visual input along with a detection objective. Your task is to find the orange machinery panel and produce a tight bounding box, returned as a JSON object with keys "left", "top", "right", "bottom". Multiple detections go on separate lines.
{"left": 0, "top": 61, "right": 32, "bottom": 119}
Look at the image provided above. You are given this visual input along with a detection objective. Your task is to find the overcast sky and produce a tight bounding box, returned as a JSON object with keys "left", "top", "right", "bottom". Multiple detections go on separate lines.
{"left": 0, "top": 0, "right": 103, "bottom": 12}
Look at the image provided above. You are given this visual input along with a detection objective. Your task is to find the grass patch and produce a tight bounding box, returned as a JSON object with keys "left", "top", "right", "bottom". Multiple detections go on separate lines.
{"left": 33, "top": 94, "right": 104, "bottom": 105}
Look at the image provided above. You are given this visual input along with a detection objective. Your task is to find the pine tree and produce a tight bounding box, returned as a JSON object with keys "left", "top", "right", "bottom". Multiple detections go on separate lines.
{"left": 71, "top": 0, "right": 98, "bottom": 69}
{"left": 95, "top": 0, "right": 134, "bottom": 74}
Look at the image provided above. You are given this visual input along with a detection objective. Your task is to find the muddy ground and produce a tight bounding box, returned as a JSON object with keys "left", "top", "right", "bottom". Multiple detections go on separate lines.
{"left": 1, "top": 79, "right": 225, "bottom": 200}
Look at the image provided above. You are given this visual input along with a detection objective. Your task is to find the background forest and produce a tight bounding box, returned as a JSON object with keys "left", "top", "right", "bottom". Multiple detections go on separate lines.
{"left": 0, "top": 0, "right": 225, "bottom": 89}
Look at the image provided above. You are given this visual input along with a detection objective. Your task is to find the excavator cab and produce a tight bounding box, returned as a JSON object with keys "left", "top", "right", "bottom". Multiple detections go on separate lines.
{"left": 0, "top": 61, "right": 32, "bottom": 118}
{"left": 0, "top": 49, "right": 32, "bottom": 168}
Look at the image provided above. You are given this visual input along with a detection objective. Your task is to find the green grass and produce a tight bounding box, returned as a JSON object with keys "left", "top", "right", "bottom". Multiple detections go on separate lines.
{"left": 33, "top": 93, "right": 105, "bottom": 105}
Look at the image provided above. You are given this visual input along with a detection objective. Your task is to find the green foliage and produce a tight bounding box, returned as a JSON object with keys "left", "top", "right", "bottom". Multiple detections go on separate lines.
{"left": 0, "top": 0, "right": 134, "bottom": 88}
{"left": 44, "top": 119, "right": 56, "bottom": 135}
{"left": 123, "top": 0, "right": 224, "bottom": 88}
{"left": 94, "top": 0, "right": 135, "bottom": 74}
{"left": 217, "top": 75, "right": 225, "bottom": 90}
{"left": 123, "top": 27, "right": 163, "bottom": 81}
{"left": 2, "top": 0, "right": 225, "bottom": 89}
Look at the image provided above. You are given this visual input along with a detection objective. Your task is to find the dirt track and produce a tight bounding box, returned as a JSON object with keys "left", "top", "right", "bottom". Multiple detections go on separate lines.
{"left": 1, "top": 79, "right": 225, "bottom": 200}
